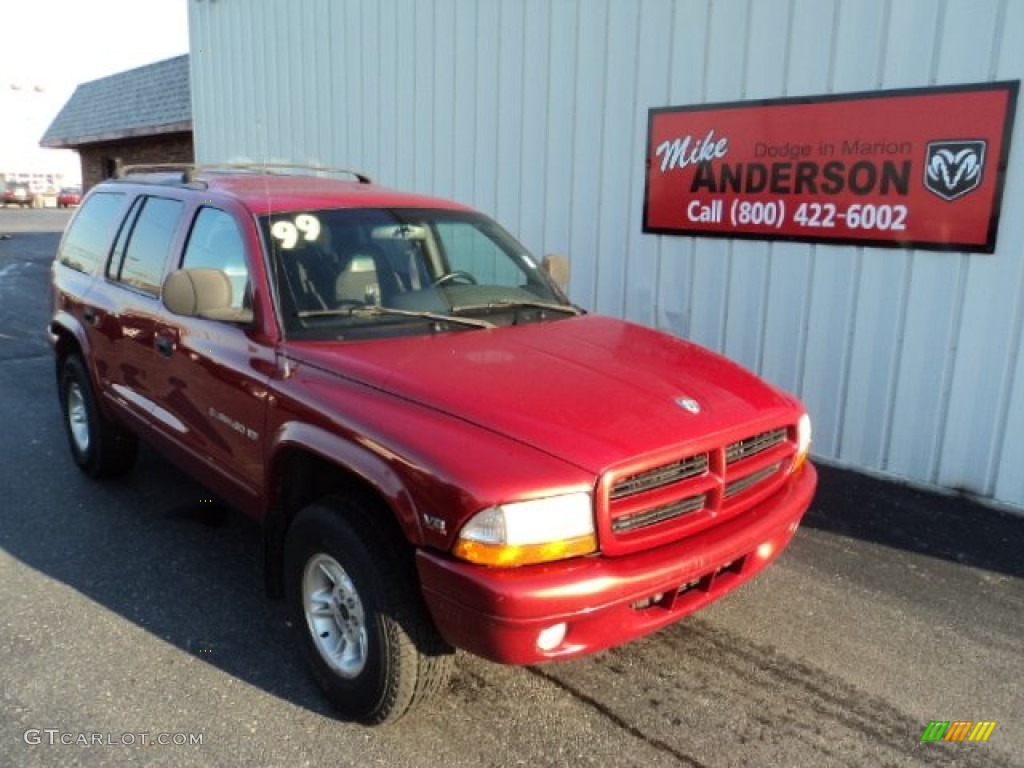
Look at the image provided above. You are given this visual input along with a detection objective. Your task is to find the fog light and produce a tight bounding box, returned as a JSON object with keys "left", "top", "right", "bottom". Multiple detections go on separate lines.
{"left": 756, "top": 541, "right": 775, "bottom": 560}
{"left": 536, "top": 623, "right": 567, "bottom": 652}
{"left": 632, "top": 592, "right": 664, "bottom": 610}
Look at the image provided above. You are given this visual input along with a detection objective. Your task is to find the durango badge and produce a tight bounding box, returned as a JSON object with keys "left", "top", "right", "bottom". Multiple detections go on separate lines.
{"left": 675, "top": 397, "right": 701, "bottom": 414}
{"left": 924, "top": 140, "right": 986, "bottom": 201}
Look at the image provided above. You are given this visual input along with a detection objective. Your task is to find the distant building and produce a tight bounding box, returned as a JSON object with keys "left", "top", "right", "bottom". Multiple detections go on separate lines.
{"left": 40, "top": 55, "right": 192, "bottom": 191}
{"left": 0, "top": 170, "right": 64, "bottom": 196}
{"left": 1, "top": 79, "right": 79, "bottom": 195}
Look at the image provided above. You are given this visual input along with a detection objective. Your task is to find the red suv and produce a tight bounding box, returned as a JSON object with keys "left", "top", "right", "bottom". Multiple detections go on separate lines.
{"left": 49, "top": 164, "right": 816, "bottom": 723}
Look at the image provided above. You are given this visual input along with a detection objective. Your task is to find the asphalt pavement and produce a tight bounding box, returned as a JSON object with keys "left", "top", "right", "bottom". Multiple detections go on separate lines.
{"left": 1, "top": 208, "right": 1021, "bottom": 767}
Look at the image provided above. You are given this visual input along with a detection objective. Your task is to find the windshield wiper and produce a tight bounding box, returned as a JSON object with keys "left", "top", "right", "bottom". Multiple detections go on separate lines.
{"left": 452, "top": 299, "right": 583, "bottom": 316}
{"left": 296, "top": 304, "right": 496, "bottom": 329}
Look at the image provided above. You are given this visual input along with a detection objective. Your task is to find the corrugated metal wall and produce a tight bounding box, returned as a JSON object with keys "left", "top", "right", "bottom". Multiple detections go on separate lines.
{"left": 189, "top": 0, "right": 1024, "bottom": 509}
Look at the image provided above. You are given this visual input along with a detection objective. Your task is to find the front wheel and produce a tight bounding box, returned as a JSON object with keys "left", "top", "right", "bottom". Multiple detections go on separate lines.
{"left": 284, "top": 497, "right": 454, "bottom": 724}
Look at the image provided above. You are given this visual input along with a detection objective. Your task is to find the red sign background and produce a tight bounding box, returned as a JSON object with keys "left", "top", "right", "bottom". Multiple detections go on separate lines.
{"left": 644, "top": 82, "right": 1018, "bottom": 252}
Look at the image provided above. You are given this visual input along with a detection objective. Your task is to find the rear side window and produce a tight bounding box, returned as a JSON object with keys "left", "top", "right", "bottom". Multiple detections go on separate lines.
{"left": 57, "top": 192, "right": 125, "bottom": 273}
{"left": 109, "top": 196, "right": 184, "bottom": 295}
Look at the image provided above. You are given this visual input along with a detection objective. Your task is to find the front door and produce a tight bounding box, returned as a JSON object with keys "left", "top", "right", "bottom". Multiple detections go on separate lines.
{"left": 152, "top": 206, "right": 272, "bottom": 504}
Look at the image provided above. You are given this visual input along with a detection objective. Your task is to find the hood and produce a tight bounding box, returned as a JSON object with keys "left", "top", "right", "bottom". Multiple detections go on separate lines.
{"left": 287, "top": 315, "right": 800, "bottom": 474}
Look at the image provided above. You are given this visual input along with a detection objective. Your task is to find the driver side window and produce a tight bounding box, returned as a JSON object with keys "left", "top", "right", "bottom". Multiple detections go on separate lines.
{"left": 182, "top": 208, "right": 250, "bottom": 309}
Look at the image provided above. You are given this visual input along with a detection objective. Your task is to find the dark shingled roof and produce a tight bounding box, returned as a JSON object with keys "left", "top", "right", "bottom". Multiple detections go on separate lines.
{"left": 40, "top": 54, "right": 191, "bottom": 148}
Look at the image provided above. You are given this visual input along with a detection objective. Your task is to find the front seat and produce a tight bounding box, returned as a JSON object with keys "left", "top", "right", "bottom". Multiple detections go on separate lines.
{"left": 336, "top": 250, "right": 381, "bottom": 305}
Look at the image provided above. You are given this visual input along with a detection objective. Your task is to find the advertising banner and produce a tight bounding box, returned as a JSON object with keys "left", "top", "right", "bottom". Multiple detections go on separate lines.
{"left": 644, "top": 82, "right": 1018, "bottom": 252}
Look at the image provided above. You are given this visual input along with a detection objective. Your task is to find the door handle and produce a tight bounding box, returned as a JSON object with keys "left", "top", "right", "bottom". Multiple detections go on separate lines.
{"left": 155, "top": 334, "right": 175, "bottom": 358}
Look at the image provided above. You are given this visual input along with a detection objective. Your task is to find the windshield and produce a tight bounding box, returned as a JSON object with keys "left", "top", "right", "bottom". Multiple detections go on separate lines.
{"left": 260, "top": 207, "right": 574, "bottom": 340}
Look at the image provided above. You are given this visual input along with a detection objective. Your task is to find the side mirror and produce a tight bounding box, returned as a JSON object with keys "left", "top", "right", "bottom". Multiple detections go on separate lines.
{"left": 162, "top": 268, "right": 254, "bottom": 324}
{"left": 542, "top": 253, "right": 570, "bottom": 292}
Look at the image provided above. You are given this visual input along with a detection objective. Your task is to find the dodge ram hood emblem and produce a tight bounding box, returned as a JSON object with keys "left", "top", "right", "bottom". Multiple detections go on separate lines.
{"left": 675, "top": 397, "right": 701, "bottom": 414}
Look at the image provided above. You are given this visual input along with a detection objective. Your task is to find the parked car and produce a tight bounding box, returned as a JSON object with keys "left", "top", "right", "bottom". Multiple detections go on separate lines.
{"left": 49, "top": 164, "right": 816, "bottom": 724}
{"left": 3, "top": 181, "right": 34, "bottom": 208}
{"left": 57, "top": 187, "right": 82, "bottom": 208}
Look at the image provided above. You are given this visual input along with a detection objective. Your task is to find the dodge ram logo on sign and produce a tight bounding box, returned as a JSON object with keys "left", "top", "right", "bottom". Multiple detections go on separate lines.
{"left": 924, "top": 140, "right": 986, "bottom": 201}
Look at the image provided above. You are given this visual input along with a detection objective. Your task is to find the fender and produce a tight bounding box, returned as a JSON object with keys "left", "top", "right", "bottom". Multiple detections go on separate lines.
{"left": 49, "top": 309, "right": 92, "bottom": 360}
{"left": 268, "top": 419, "right": 424, "bottom": 545}
{"left": 48, "top": 310, "right": 113, "bottom": 416}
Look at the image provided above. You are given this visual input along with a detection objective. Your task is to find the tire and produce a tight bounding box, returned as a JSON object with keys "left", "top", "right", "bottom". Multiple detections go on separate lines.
{"left": 59, "top": 356, "right": 138, "bottom": 478}
{"left": 284, "top": 497, "right": 454, "bottom": 724}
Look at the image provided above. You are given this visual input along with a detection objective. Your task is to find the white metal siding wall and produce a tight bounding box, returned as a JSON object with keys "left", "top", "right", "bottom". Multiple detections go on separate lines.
{"left": 190, "top": 0, "right": 1024, "bottom": 509}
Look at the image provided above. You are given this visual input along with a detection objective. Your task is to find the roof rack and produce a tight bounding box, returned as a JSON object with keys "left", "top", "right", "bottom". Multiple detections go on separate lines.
{"left": 114, "top": 161, "right": 373, "bottom": 185}
{"left": 114, "top": 162, "right": 200, "bottom": 182}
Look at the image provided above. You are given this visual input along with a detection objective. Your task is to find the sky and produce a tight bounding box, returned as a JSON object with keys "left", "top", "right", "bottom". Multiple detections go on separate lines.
{"left": 0, "top": 0, "right": 190, "bottom": 184}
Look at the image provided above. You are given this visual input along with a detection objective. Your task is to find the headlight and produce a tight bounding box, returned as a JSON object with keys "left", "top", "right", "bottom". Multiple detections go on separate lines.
{"left": 452, "top": 492, "right": 597, "bottom": 567}
{"left": 793, "top": 412, "right": 812, "bottom": 472}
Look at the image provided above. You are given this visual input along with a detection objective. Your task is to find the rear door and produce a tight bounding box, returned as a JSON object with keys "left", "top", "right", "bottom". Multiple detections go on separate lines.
{"left": 98, "top": 194, "right": 187, "bottom": 430}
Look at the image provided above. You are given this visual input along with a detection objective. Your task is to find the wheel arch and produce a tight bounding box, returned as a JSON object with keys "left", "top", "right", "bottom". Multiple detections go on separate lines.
{"left": 49, "top": 314, "right": 120, "bottom": 424}
{"left": 263, "top": 423, "right": 424, "bottom": 598}
{"left": 49, "top": 312, "right": 90, "bottom": 377}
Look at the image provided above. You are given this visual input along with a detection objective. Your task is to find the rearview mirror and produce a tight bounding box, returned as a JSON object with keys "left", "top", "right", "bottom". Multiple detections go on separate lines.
{"left": 370, "top": 223, "right": 428, "bottom": 240}
{"left": 542, "top": 253, "right": 569, "bottom": 291}
{"left": 162, "top": 268, "right": 254, "bottom": 324}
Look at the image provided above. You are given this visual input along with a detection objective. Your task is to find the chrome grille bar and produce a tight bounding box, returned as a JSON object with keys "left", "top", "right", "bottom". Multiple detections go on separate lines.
{"left": 724, "top": 462, "right": 783, "bottom": 498}
{"left": 611, "top": 493, "right": 706, "bottom": 533}
{"left": 726, "top": 428, "right": 787, "bottom": 464}
{"left": 610, "top": 454, "right": 708, "bottom": 500}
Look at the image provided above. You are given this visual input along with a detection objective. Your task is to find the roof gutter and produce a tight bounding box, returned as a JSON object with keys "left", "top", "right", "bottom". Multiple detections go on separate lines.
{"left": 40, "top": 120, "right": 193, "bottom": 149}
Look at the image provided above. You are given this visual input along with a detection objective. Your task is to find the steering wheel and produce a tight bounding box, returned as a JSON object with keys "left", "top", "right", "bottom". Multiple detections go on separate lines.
{"left": 433, "top": 270, "right": 478, "bottom": 287}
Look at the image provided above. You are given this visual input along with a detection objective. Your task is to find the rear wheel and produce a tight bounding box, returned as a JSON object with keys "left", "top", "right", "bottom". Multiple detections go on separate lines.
{"left": 59, "top": 356, "right": 138, "bottom": 478}
{"left": 284, "top": 497, "right": 454, "bottom": 724}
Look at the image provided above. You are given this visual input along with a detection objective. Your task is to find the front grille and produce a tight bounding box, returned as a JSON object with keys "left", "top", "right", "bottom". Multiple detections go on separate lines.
{"left": 611, "top": 493, "right": 706, "bottom": 533}
{"left": 610, "top": 453, "right": 708, "bottom": 499}
{"left": 725, "top": 462, "right": 783, "bottom": 498}
{"left": 603, "top": 423, "right": 796, "bottom": 551}
{"left": 726, "top": 428, "right": 787, "bottom": 464}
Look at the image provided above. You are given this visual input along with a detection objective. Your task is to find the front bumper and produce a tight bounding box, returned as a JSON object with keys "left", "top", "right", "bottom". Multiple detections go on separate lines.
{"left": 416, "top": 463, "right": 817, "bottom": 665}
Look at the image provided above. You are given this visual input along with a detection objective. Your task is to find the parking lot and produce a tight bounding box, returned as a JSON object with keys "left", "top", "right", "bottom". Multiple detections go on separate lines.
{"left": 1, "top": 208, "right": 1021, "bottom": 767}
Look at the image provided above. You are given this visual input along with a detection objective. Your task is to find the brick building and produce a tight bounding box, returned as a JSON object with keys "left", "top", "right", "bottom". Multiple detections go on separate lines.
{"left": 40, "top": 55, "right": 192, "bottom": 191}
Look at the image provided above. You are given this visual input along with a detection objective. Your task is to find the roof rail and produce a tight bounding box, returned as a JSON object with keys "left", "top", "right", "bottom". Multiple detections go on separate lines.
{"left": 114, "top": 161, "right": 373, "bottom": 185}
{"left": 114, "top": 162, "right": 202, "bottom": 183}
{"left": 201, "top": 163, "right": 373, "bottom": 184}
